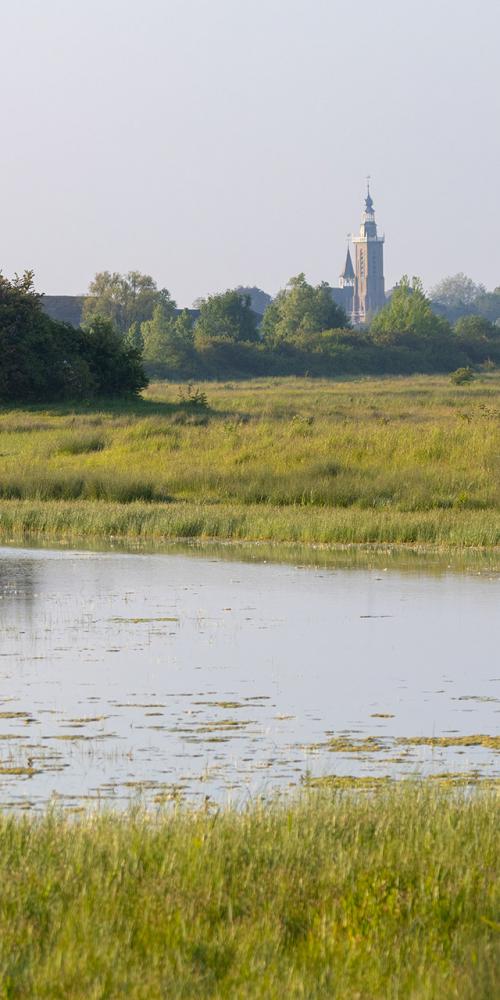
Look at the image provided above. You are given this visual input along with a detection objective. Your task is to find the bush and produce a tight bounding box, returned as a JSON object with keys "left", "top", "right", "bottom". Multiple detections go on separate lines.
{"left": 177, "top": 383, "right": 209, "bottom": 409}
{"left": 450, "top": 367, "right": 475, "bottom": 385}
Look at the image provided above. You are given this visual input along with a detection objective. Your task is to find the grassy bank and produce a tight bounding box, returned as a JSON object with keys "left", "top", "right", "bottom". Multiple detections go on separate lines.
{"left": 0, "top": 374, "right": 499, "bottom": 552}
{"left": 0, "top": 786, "right": 498, "bottom": 998}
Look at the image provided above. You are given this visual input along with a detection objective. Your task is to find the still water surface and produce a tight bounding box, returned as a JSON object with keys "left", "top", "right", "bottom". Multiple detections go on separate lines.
{"left": 0, "top": 547, "right": 498, "bottom": 808}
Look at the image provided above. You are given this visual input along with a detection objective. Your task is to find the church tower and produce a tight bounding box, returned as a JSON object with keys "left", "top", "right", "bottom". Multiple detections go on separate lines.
{"left": 352, "top": 183, "right": 385, "bottom": 324}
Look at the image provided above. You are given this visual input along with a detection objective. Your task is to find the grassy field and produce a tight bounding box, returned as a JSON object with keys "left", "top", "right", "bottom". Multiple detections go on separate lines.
{"left": 0, "top": 785, "right": 497, "bottom": 999}
{"left": 0, "top": 374, "right": 499, "bottom": 550}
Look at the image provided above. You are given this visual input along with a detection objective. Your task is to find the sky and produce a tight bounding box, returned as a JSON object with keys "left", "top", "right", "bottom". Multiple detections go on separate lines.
{"left": 1, "top": 0, "right": 499, "bottom": 306}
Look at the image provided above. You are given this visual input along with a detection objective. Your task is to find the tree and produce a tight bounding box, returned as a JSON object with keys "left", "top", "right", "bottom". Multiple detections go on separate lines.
{"left": 0, "top": 271, "right": 147, "bottom": 402}
{"left": 370, "top": 276, "right": 452, "bottom": 344}
{"left": 455, "top": 315, "right": 498, "bottom": 339}
{"left": 261, "top": 274, "right": 348, "bottom": 347}
{"left": 430, "top": 273, "right": 485, "bottom": 309}
{"left": 0, "top": 271, "right": 83, "bottom": 401}
{"left": 81, "top": 317, "right": 147, "bottom": 396}
{"left": 123, "top": 321, "right": 144, "bottom": 353}
{"left": 82, "top": 271, "right": 175, "bottom": 336}
{"left": 141, "top": 304, "right": 195, "bottom": 370}
{"left": 454, "top": 315, "right": 500, "bottom": 364}
{"left": 194, "top": 290, "right": 259, "bottom": 343}
{"left": 473, "top": 288, "right": 500, "bottom": 324}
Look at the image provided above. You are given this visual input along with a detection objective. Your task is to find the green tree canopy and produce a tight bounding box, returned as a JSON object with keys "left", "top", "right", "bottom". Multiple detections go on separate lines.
{"left": 371, "top": 276, "right": 452, "bottom": 344}
{"left": 82, "top": 271, "right": 176, "bottom": 336}
{"left": 0, "top": 272, "right": 146, "bottom": 402}
{"left": 194, "top": 290, "right": 259, "bottom": 343}
{"left": 453, "top": 314, "right": 500, "bottom": 364}
{"left": 429, "top": 273, "right": 485, "bottom": 310}
{"left": 81, "top": 317, "right": 147, "bottom": 396}
{"left": 473, "top": 289, "right": 500, "bottom": 325}
{"left": 141, "top": 304, "right": 195, "bottom": 370}
{"left": 261, "top": 274, "right": 348, "bottom": 347}
{"left": 454, "top": 315, "right": 498, "bottom": 339}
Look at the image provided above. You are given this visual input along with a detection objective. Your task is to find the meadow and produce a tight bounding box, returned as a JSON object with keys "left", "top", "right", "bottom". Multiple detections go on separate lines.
{"left": 0, "top": 785, "right": 497, "bottom": 999}
{"left": 0, "top": 374, "right": 498, "bottom": 551}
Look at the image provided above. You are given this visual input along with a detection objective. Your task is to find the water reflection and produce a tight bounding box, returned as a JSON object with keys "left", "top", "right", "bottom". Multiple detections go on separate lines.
{"left": 0, "top": 546, "right": 498, "bottom": 810}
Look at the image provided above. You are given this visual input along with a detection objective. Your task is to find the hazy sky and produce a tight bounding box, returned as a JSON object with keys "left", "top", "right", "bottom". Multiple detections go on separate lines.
{"left": 2, "top": 0, "right": 499, "bottom": 305}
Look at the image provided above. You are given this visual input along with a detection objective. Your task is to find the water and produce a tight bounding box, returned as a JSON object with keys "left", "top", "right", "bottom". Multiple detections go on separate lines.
{"left": 0, "top": 546, "right": 498, "bottom": 809}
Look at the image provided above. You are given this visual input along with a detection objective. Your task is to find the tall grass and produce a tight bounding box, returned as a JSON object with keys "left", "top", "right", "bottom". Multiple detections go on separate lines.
{"left": 0, "top": 374, "right": 498, "bottom": 549}
{"left": 0, "top": 499, "right": 498, "bottom": 548}
{"left": 0, "top": 785, "right": 497, "bottom": 998}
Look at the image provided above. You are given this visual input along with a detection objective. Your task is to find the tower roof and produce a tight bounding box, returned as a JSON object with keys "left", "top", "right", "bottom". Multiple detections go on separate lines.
{"left": 365, "top": 178, "right": 374, "bottom": 213}
{"left": 340, "top": 246, "right": 355, "bottom": 281}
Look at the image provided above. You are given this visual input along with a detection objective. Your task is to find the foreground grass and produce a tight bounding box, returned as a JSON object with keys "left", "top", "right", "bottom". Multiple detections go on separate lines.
{"left": 0, "top": 374, "right": 499, "bottom": 550}
{"left": 0, "top": 786, "right": 498, "bottom": 999}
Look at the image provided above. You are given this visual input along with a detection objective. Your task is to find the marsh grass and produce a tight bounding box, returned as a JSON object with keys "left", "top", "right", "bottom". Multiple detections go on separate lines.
{"left": 0, "top": 374, "right": 499, "bottom": 549}
{"left": 0, "top": 785, "right": 498, "bottom": 998}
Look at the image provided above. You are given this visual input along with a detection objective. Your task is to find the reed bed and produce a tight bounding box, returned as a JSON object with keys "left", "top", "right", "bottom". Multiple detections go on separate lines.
{"left": 0, "top": 498, "right": 498, "bottom": 548}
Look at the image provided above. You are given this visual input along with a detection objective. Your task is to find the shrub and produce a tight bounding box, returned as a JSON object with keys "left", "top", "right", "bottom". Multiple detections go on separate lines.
{"left": 450, "top": 367, "right": 475, "bottom": 385}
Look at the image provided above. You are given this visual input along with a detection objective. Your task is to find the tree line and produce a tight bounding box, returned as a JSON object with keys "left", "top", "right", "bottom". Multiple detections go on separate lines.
{"left": 1, "top": 268, "right": 499, "bottom": 403}
{"left": 82, "top": 270, "right": 500, "bottom": 380}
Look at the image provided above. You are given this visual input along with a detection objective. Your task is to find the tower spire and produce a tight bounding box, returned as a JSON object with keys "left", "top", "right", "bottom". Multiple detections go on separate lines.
{"left": 339, "top": 245, "right": 355, "bottom": 285}
{"left": 365, "top": 175, "right": 374, "bottom": 213}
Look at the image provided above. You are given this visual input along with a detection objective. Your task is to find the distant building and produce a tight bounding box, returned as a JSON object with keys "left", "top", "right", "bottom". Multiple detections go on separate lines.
{"left": 331, "top": 185, "right": 386, "bottom": 325}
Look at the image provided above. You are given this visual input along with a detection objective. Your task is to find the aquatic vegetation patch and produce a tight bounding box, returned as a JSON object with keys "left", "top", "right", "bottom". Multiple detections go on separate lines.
{"left": 110, "top": 616, "right": 179, "bottom": 624}
{"left": 398, "top": 734, "right": 500, "bottom": 750}
{"left": 0, "top": 711, "right": 35, "bottom": 720}
{"left": 304, "top": 735, "right": 386, "bottom": 754}
{"left": 0, "top": 765, "right": 40, "bottom": 777}
{"left": 44, "top": 733, "right": 118, "bottom": 742}
{"left": 193, "top": 700, "right": 246, "bottom": 710}
{"left": 428, "top": 771, "right": 500, "bottom": 788}
{"left": 455, "top": 695, "right": 499, "bottom": 703}
{"left": 65, "top": 716, "right": 110, "bottom": 724}
{"left": 303, "top": 774, "right": 390, "bottom": 789}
